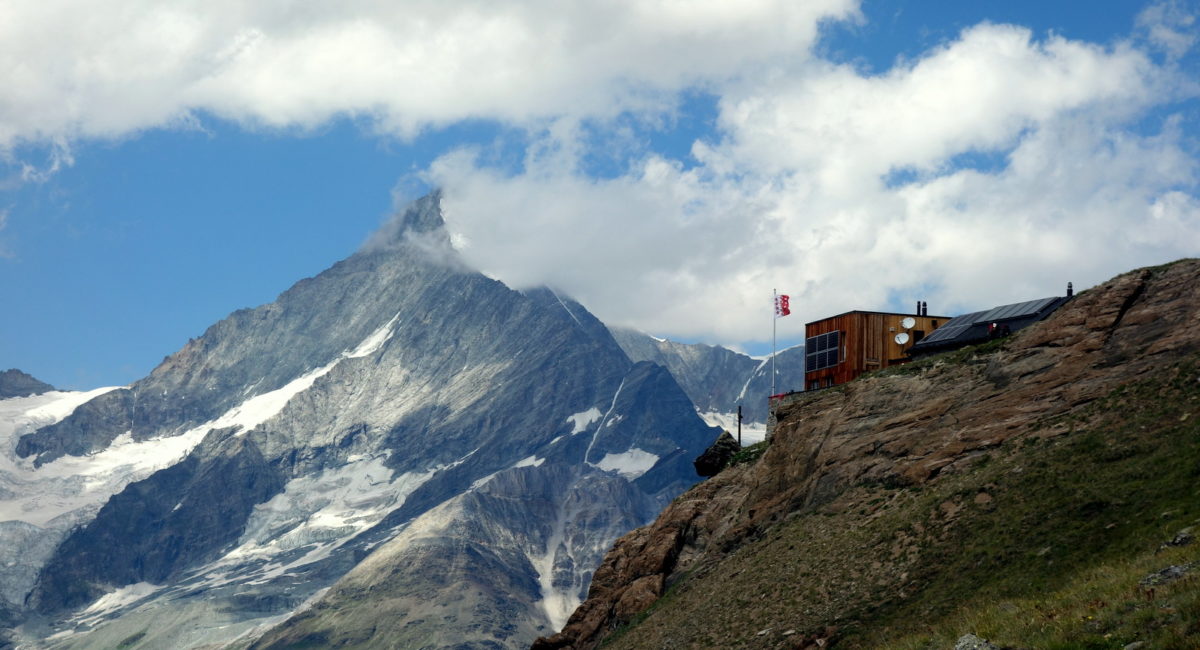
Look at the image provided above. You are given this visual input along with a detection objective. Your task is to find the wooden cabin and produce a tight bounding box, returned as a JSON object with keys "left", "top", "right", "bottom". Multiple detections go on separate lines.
{"left": 804, "top": 308, "right": 948, "bottom": 389}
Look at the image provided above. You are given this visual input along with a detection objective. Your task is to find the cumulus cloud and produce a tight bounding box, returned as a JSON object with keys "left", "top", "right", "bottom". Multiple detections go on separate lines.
{"left": 2, "top": 0, "right": 1197, "bottom": 347}
{"left": 1137, "top": 0, "right": 1198, "bottom": 60}
{"left": 0, "top": 0, "right": 856, "bottom": 147}
{"left": 430, "top": 20, "right": 1200, "bottom": 343}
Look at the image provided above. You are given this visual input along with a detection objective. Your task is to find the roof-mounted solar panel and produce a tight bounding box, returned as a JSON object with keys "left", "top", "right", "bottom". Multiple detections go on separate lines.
{"left": 916, "top": 310, "right": 987, "bottom": 345}
{"left": 973, "top": 297, "right": 1058, "bottom": 324}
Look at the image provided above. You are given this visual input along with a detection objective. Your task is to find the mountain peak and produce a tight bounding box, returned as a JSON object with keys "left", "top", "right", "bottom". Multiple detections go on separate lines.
{"left": 0, "top": 369, "right": 55, "bottom": 398}
{"left": 360, "top": 189, "right": 450, "bottom": 254}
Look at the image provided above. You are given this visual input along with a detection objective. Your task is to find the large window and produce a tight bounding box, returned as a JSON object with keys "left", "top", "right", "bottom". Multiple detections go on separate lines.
{"left": 806, "top": 330, "right": 841, "bottom": 371}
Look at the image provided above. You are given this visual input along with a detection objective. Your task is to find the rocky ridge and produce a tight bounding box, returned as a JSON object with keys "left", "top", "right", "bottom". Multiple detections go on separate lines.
{"left": 536, "top": 259, "right": 1200, "bottom": 649}
{"left": 1, "top": 192, "right": 725, "bottom": 649}
{"left": 0, "top": 371, "right": 54, "bottom": 399}
{"left": 609, "top": 328, "right": 805, "bottom": 433}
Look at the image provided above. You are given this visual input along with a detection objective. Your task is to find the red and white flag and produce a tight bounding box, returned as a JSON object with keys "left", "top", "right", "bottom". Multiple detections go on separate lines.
{"left": 774, "top": 294, "right": 790, "bottom": 318}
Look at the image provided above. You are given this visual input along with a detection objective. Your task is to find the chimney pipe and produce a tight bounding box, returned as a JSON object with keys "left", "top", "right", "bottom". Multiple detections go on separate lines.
{"left": 1067, "top": 282, "right": 1073, "bottom": 298}
{"left": 916, "top": 301, "right": 921, "bottom": 316}
{"left": 921, "top": 301, "right": 927, "bottom": 316}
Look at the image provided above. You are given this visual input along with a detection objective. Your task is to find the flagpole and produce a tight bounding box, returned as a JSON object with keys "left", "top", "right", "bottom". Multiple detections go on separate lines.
{"left": 772, "top": 288, "right": 777, "bottom": 400}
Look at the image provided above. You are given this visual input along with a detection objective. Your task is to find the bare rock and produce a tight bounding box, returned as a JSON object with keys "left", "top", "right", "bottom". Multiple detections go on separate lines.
{"left": 693, "top": 430, "right": 741, "bottom": 477}
{"left": 538, "top": 260, "right": 1200, "bottom": 650}
{"left": 954, "top": 634, "right": 1001, "bottom": 650}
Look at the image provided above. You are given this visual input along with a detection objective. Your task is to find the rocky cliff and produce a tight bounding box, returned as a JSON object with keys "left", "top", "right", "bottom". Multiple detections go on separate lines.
{"left": 537, "top": 259, "right": 1200, "bottom": 649}
{"left": 1, "top": 192, "right": 722, "bottom": 649}
{"left": 0, "top": 371, "right": 54, "bottom": 399}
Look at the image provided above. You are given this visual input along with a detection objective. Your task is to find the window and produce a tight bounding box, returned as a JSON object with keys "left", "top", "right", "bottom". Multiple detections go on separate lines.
{"left": 805, "top": 330, "right": 841, "bottom": 371}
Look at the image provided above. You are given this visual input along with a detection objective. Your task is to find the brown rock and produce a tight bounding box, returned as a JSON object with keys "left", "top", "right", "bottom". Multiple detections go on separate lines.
{"left": 613, "top": 574, "right": 664, "bottom": 619}
{"left": 535, "top": 260, "right": 1200, "bottom": 650}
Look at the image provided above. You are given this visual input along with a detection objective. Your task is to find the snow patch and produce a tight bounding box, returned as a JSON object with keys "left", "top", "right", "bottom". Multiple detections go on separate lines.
{"left": 0, "top": 390, "right": 208, "bottom": 527}
{"left": 736, "top": 357, "right": 771, "bottom": 403}
{"left": 594, "top": 448, "right": 659, "bottom": 479}
{"left": 228, "top": 457, "right": 434, "bottom": 565}
{"left": 17, "top": 387, "right": 120, "bottom": 422}
{"left": 225, "top": 313, "right": 400, "bottom": 437}
{"left": 513, "top": 455, "right": 544, "bottom": 468}
{"left": 585, "top": 380, "right": 626, "bottom": 465}
{"left": 565, "top": 408, "right": 601, "bottom": 434}
{"left": 197, "top": 448, "right": 484, "bottom": 592}
{"left": 698, "top": 411, "right": 767, "bottom": 445}
{"left": 346, "top": 312, "right": 400, "bottom": 358}
{"left": 470, "top": 471, "right": 500, "bottom": 490}
{"left": 225, "top": 364, "right": 338, "bottom": 436}
{"left": 79, "top": 582, "right": 160, "bottom": 619}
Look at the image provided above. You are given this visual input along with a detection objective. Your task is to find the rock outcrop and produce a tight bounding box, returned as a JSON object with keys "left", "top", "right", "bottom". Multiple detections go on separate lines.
{"left": 692, "top": 431, "right": 741, "bottom": 477}
{"left": 0, "top": 370, "right": 54, "bottom": 399}
{"left": 535, "top": 259, "right": 1200, "bottom": 649}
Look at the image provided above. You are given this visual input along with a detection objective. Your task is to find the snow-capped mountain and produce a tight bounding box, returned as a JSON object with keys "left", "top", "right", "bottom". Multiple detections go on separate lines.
{"left": 609, "top": 328, "right": 805, "bottom": 443}
{"left": 1, "top": 192, "right": 719, "bottom": 649}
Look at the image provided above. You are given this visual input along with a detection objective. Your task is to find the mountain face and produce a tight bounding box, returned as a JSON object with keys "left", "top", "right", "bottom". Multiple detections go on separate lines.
{"left": 0, "top": 371, "right": 54, "bottom": 399}
{"left": 538, "top": 259, "right": 1200, "bottom": 649}
{"left": 608, "top": 328, "right": 805, "bottom": 439}
{"left": 0, "top": 192, "right": 720, "bottom": 649}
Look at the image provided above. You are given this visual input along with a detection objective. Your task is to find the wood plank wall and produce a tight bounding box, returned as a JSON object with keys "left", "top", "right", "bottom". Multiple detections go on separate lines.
{"left": 804, "top": 311, "right": 947, "bottom": 389}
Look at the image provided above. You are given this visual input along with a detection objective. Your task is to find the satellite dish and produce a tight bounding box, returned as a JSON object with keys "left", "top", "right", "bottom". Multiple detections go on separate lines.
{"left": 894, "top": 332, "right": 910, "bottom": 345}
{"left": 900, "top": 317, "right": 916, "bottom": 329}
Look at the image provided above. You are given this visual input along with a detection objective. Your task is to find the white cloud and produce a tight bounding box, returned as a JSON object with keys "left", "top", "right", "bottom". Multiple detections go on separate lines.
{"left": 0, "top": 0, "right": 856, "bottom": 147}
{"left": 430, "top": 20, "right": 1200, "bottom": 343}
{"left": 1, "top": 0, "right": 1197, "bottom": 347}
{"left": 1137, "top": 0, "right": 1198, "bottom": 60}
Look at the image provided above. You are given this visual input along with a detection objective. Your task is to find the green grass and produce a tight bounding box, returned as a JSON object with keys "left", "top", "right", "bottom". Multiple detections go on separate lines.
{"left": 607, "top": 355, "right": 1200, "bottom": 649}
{"left": 869, "top": 336, "right": 1011, "bottom": 380}
{"left": 885, "top": 545, "right": 1199, "bottom": 649}
{"left": 849, "top": 358, "right": 1200, "bottom": 647}
{"left": 729, "top": 440, "right": 769, "bottom": 467}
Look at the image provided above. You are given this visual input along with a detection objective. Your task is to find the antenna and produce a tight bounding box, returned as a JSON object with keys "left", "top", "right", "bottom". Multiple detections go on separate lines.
{"left": 900, "top": 316, "right": 916, "bottom": 330}
{"left": 894, "top": 332, "right": 910, "bottom": 345}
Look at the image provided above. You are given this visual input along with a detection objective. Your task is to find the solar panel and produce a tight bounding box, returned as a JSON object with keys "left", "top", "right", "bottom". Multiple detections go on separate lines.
{"left": 805, "top": 330, "right": 841, "bottom": 371}
{"left": 973, "top": 297, "right": 1058, "bottom": 324}
{"left": 917, "top": 310, "right": 987, "bottom": 345}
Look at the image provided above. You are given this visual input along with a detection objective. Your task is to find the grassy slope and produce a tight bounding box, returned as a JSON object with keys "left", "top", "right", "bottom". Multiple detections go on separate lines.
{"left": 604, "top": 353, "right": 1200, "bottom": 649}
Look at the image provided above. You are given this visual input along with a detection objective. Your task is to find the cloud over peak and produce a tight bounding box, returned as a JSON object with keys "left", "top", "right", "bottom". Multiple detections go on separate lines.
{"left": 2, "top": 0, "right": 1196, "bottom": 349}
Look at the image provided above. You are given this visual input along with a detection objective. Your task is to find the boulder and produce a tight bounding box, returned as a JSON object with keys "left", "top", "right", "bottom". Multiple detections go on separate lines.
{"left": 693, "top": 431, "right": 741, "bottom": 477}
{"left": 954, "top": 634, "right": 1000, "bottom": 650}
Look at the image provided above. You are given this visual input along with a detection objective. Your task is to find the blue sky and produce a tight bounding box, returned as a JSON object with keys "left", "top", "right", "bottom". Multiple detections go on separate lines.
{"left": 2, "top": 0, "right": 1197, "bottom": 390}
